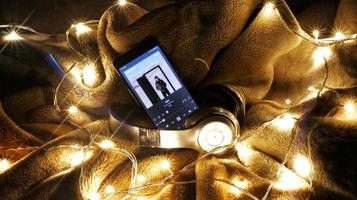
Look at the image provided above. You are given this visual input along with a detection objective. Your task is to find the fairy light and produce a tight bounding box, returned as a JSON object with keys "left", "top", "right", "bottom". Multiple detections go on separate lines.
{"left": 0, "top": 1, "right": 356, "bottom": 199}
{"left": 230, "top": 178, "right": 249, "bottom": 195}
{"left": 273, "top": 113, "right": 296, "bottom": 131}
{"left": 160, "top": 159, "right": 173, "bottom": 175}
{"left": 137, "top": 174, "right": 146, "bottom": 183}
{"left": 99, "top": 139, "right": 115, "bottom": 149}
{"left": 344, "top": 102, "right": 355, "bottom": 113}
{"left": 3, "top": 31, "right": 23, "bottom": 41}
{"left": 263, "top": 2, "right": 275, "bottom": 16}
{"left": 236, "top": 142, "right": 253, "bottom": 162}
{"left": 308, "top": 86, "right": 316, "bottom": 92}
{"left": 341, "top": 101, "right": 357, "bottom": 120}
{"left": 118, "top": 0, "right": 127, "bottom": 6}
{"left": 69, "top": 150, "right": 92, "bottom": 167}
{"left": 312, "top": 46, "right": 331, "bottom": 68}
{"left": 67, "top": 105, "right": 79, "bottom": 114}
{"left": 0, "top": 159, "right": 11, "bottom": 173}
{"left": 161, "top": 160, "right": 170, "bottom": 169}
{"left": 312, "top": 30, "right": 319, "bottom": 41}
{"left": 82, "top": 64, "right": 97, "bottom": 86}
{"left": 274, "top": 168, "right": 309, "bottom": 190}
{"left": 71, "top": 23, "right": 91, "bottom": 35}
{"left": 334, "top": 32, "right": 346, "bottom": 40}
{"left": 293, "top": 154, "right": 312, "bottom": 178}
{"left": 105, "top": 185, "right": 116, "bottom": 194}
{"left": 88, "top": 192, "right": 100, "bottom": 200}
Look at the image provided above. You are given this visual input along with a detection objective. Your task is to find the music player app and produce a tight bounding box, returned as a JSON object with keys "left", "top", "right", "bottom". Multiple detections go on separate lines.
{"left": 119, "top": 45, "right": 199, "bottom": 129}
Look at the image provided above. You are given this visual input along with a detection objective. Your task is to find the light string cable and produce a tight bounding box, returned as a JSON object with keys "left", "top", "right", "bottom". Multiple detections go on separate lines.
{"left": 1, "top": 0, "right": 356, "bottom": 199}
{"left": 259, "top": 0, "right": 356, "bottom": 199}
{"left": 113, "top": 0, "right": 357, "bottom": 199}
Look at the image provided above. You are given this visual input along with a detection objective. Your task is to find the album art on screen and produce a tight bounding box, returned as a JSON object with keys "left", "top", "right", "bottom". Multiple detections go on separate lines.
{"left": 117, "top": 44, "right": 198, "bottom": 129}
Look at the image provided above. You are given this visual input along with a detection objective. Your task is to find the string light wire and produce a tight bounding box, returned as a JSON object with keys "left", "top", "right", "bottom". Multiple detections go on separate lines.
{"left": 0, "top": 0, "right": 356, "bottom": 199}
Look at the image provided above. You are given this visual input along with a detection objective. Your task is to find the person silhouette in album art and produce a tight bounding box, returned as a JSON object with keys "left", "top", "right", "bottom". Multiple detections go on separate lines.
{"left": 155, "top": 76, "right": 170, "bottom": 97}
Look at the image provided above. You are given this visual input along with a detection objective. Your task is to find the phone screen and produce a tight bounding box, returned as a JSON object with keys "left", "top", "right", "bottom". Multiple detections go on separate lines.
{"left": 117, "top": 44, "right": 199, "bottom": 129}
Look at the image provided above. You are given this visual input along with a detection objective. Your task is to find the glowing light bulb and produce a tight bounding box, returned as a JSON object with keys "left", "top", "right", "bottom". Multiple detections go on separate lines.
{"left": 273, "top": 113, "right": 296, "bottom": 131}
{"left": 3, "top": 31, "right": 23, "bottom": 41}
{"left": 235, "top": 142, "right": 252, "bottom": 162}
{"left": 312, "top": 47, "right": 331, "bottom": 68}
{"left": 285, "top": 99, "right": 291, "bottom": 105}
{"left": 230, "top": 178, "right": 249, "bottom": 195}
{"left": 82, "top": 65, "right": 97, "bottom": 86}
{"left": 0, "top": 159, "right": 11, "bottom": 173}
{"left": 67, "top": 105, "right": 78, "bottom": 114}
{"left": 99, "top": 140, "right": 115, "bottom": 149}
{"left": 137, "top": 175, "right": 146, "bottom": 183}
{"left": 344, "top": 102, "right": 355, "bottom": 113}
{"left": 72, "top": 23, "right": 91, "bottom": 35}
{"left": 308, "top": 86, "right": 316, "bottom": 92}
{"left": 161, "top": 160, "right": 170, "bottom": 169}
{"left": 88, "top": 192, "right": 100, "bottom": 200}
{"left": 274, "top": 168, "right": 308, "bottom": 190}
{"left": 263, "top": 2, "right": 275, "bottom": 16}
{"left": 293, "top": 154, "right": 312, "bottom": 178}
{"left": 334, "top": 32, "right": 345, "bottom": 40}
{"left": 69, "top": 150, "right": 92, "bottom": 167}
{"left": 118, "top": 0, "right": 127, "bottom": 6}
{"left": 105, "top": 185, "right": 116, "bottom": 194}
{"left": 265, "top": 2, "right": 274, "bottom": 11}
{"left": 312, "top": 30, "right": 319, "bottom": 41}
{"left": 341, "top": 102, "right": 357, "bottom": 120}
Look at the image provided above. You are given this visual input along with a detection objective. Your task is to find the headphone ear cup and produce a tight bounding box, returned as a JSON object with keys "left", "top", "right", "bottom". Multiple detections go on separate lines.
{"left": 185, "top": 107, "right": 221, "bottom": 128}
{"left": 192, "top": 84, "right": 246, "bottom": 124}
{"left": 184, "top": 107, "right": 239, "bottom": 131}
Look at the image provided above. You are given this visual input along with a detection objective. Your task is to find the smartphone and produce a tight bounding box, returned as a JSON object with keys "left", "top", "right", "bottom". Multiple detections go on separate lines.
{"left": 113, "top": 38, "right": 199, "bottom": 130}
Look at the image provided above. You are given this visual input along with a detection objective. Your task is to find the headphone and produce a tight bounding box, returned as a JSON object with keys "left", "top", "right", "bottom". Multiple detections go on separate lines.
{"left": 109, "top": 84, "right": 246, "bottom": 153}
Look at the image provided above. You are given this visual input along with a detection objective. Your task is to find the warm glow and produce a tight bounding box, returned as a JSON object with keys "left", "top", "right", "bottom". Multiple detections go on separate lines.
{"left": 230, "top": 178, "right": 249, "bottom": 195}
{"left": 0, "top": 159, "right": 11, "bottom": 173}
{"left": 99, "top": 139, "right": 115, "bottom": 149}
{"left": 285, "top": 99, "right": 291, "bottom": 105}
{"left": 72, "top": 23, "right": 91, "bottom": 35}
{"left": 313, "top": 47, "right": 331, "bottom": 68}
{"left": 274, "top": 168, "right": 309, "bottom": 190}
{"left": 67, "top": 105, "right": 78, "bottom": 114}
{"left": 137, "top": 197, "right": 147, "bottom": 200}
{"left": 137, "top": 174, "right": 146, "bottom": 183}
{"left": 69, "top": 150, "right": 92, "bottom": 167}
{"left": 334, "top": 32, "right": 346, "bottom": 40}
{"left": 88, "top": 192, "right": 100, "bottom": 200}
{"left": 105, "top": 185, "right": 116, "bottom": 194}
{"left": 263, "top": 2, "right": 275, "bottom": 16}
{"left": 160, "top": 160, "right": 170, "bottom": 169}
{"left": 236, "top": 142, "right": 253, "bottom": 162}
{"left": 340, "top": 101, "right": 357, "bottom": 120}
{"left": 308, "top": 86, "right": 316, "bottom": 92}
{"left": 273, "top": 113, "right": 296, "bottom": 131}
{"left": 312, "top": 30, "right": 319, "bottom": 41}
{"left": 344, "top": 102, "right": 356, "bottom": 113}
{"left": 3, "top": 31, "right": 23, "bottom": 41}
{"left": 118, "top": 0, "right": 127, "bottom": 6}
{"left": 82, "top": 65, "right": 97, "bottom": 86}
{"left": 293, "top": 154, "right": 312, "bottom": 178}
{"left": 265, "top": 2, "right": 274, "bottom": 11}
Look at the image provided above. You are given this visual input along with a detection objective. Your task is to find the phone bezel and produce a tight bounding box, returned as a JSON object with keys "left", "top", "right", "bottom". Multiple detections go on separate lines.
{"left": 113, "top": 37, "right": 197, "bottom": 129}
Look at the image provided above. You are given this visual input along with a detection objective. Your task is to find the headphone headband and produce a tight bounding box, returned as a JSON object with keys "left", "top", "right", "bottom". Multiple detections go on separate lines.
{"left": 109, "top": 107, "right": 239, "bottom": 153}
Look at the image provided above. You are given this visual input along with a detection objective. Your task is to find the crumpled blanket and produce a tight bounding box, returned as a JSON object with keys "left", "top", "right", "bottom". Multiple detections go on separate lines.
{"left": 0, "top": 0, "right": 356, "bottom": 199}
